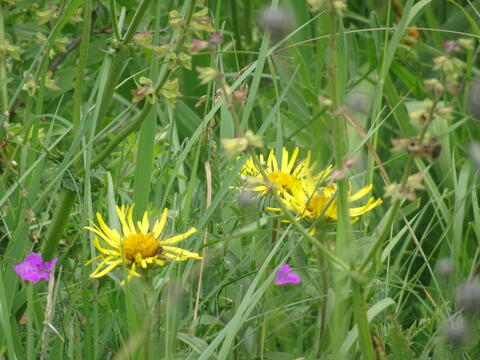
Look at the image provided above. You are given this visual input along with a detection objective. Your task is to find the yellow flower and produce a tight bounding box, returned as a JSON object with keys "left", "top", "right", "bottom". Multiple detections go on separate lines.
{"left": 281, "top": 180, "right": 382, "bottom": 221}
{"left": 86, "top": 205, "right": 201, "bottom": 281}
{"left": 240, "top": 147, "right": 330, "bottom": 197}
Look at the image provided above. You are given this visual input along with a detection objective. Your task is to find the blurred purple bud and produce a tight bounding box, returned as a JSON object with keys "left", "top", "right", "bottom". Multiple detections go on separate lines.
{"left": 443, "top": 40, "right": 457, "bottom": 55}
{"left": 259, "top": 6, "right": 292, "bottom": 39}
{"left": 435, "top": 258, "right": 454, "bottom": 279}
{"left": 210, "top": 31, "right": 223, "bottom": 45}
{"left": 466, "top": 78, "right": 480, "bottom": 120}
{"left": 466, "top": 141, "right": 480, "bottom": 170}
{"left": 237, "top": 190, "right": 257, "bottom": 208}
{"left": 456, "top": 278, "right": 480, "bottom": 315}
{"left": 442, "top": 315, "right": 469, "bottom": 348}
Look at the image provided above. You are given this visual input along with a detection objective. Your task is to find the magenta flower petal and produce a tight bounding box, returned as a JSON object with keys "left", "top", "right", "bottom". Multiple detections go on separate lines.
{"left": 274, "top": 264, "right": 302, "bottom": 285}
{"left": 12, "top": 253, "right": 57, "bottom": 283}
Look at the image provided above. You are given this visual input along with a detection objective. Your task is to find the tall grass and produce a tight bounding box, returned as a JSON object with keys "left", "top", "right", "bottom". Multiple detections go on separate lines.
{"left": 1, "top": 0, "right": 480, "bottom": 359}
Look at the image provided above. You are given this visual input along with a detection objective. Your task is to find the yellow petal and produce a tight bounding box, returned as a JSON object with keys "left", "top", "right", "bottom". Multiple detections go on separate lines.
{"left": 96, "top": 213, "right": 121, "bottom": 244}
{"left": 284, "top": 147, "right": 299, "bottom": 174}
{"left": 349, "top": 198, "right": 382, "bottom": 216}
{"left": 267, "top": 149, "right": 278, "bottom": 172}
{"left": 349, "top": 184, "right": 373, "bottom": 202}
{"left": 90, "top": 259, "right": 123, "bottom": 278}
{"left": 161, "top": 227, "right": 197, "bottom": 245}
{"left": 129, "top": 263, "right": 141, "bottom": 277}
{"left": 127, "top": 205, "right": 137, "bottom": 234}
{"left": 163, "top": 246, "right": 202, "bottom": 260}
{"left": 93, "top": 237, "right": 120, "bottom": 256}
{"left": 139, "top": 211, "right": 150, "bottom": 233}
{"left": 85, "top": 225, "right": 120, "bottom": 251}
{"left": 116, "top": 205, "right": 133, "bottom": 237}
{"left": 152, "top": 208, "right": 168, "bottom": 238}
{"left": 85, "top": 255, "right": 101, "bottom": 265}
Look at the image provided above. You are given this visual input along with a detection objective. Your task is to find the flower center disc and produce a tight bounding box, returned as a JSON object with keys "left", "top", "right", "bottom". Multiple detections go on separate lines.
{"left": 123, "top": 233, "right": 159, "bottom": 262}
{"left": 307, "top": 193, "right": 329, "bottom": 213}
{"left": 268, "top": 171, "right": 296, "bottom": 190}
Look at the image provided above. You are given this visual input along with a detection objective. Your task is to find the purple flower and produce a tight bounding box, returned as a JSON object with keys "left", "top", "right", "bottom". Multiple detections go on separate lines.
{"left": 12, "top": 253, "right": 57, "bottom": 283}
{"left": 274, "top": 264, "right": 301, "bottom": 285}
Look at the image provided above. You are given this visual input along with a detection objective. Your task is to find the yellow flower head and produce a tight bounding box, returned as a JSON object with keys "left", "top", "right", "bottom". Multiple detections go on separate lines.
{"left": 241, "top": 147, "right": 330, "bottom": 197}
{"left": 282, "top": 181, "right": 382, "bottom": 221}
{"left": 85, "top": 205, "right": 201, "bottom": 281}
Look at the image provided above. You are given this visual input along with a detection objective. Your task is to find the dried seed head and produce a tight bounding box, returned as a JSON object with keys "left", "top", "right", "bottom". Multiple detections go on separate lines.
{"left": 435, "top": 258, "right": 454, "bottom": 279}
{"left": 456, "top": 278, "right": 480, "bottom": 315}
{"left": 442, "top": 315, "right": 469, "bottom": 348}
{"left": 259, "top": 6, "right": 292, "bottom": 39}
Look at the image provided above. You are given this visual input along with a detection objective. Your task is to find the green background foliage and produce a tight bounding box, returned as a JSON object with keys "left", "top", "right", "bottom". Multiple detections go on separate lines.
{"left": 1, "top": 0, "right": 480, "bottom": 358}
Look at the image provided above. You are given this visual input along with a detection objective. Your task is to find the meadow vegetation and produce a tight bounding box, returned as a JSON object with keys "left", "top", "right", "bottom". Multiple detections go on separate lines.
{"left": 1, "top": 0, "right": 480, "bottom": 359}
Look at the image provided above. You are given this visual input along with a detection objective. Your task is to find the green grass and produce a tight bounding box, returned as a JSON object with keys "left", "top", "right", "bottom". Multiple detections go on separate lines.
{"left": 1, "top": 0, "right": 480, "bottom": 359}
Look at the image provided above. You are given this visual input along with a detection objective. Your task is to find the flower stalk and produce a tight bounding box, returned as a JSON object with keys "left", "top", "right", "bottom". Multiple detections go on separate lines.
{"left": 72, "top": 0, "right": 92, "bottom": 133}
{"left": 325, "top": 2, "right": 374, "bottom": 358}
{"left": 0, "top": 4, "right": 8, "bottom": 115}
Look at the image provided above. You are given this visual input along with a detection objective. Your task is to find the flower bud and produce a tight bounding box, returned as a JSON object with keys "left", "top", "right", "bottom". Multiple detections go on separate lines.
{"left": 456, "top": 278, "right": 480, "bottom": 315}
{"left": 436, "top": 106, "right": 454, "bottom": 121}
{"left": 466, "top": 141, "right": 480, "bottom": 170}
{"left": 458, "top": 38, "right": 474, "bottom": 50}
{"left": 435, "top": 258, "right": 454, "bottom": 279}
{"left": 466, "top": 77, "right": 480, "bottom": 120}
{"left": 442, "top": 315, "right": 469, "bottom": 348}
{"left": 259, "top": 6, "right": 292, "bottom": 39}
{"left": 237, "top": 190, "right": 257, "bottom": 208}
{"left": 196, "top": 66, "right": 218, "bottom": 84}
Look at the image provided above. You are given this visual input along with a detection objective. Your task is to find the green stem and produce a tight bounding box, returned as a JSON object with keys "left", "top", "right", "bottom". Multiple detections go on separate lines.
{"left": 95, "top": 48, "right": 129, "bottom": 131}
{"left": 326, "top": 4, "right": 374, "bottom": 358}
{"left": 351, "top": 281, "right": 376, "bottom": 360}
{"left": 72, "top": 0, "right": 92, "bottom": 134}
{"left": 91, "top": 102, "right": 152, "bottom": 169}
{"left": 109, "top": 0, "right": 122, "bottom": 41}
{"left": 0, "top": 4, "right": 7, "bottom": 115}
{"left": 230, "top": 0, "right": 244, "bottom": 64}
{"left": 359, "top": 200, "right": 400, "bottom": 272}
{"left": 27, "top": 283, "right": 34, "bottom": 360}
{"left": 96, "top": 0, "right": 152, "bottom": 131}
{"left": 123, "top": 0, "right": 152, "bottom": 43}
{"left": 42, "top": 189, "right": 76, "bottom": 261}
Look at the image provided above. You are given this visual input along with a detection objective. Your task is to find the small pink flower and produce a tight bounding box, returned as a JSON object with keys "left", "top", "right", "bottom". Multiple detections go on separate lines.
{"left": 191, "top": 39, "right": 209, "bottom": 52}
{"left": 274, "top": 264, "right": 301, "bottom": 285}
{"left": 443, "top": 40, "right": 457, "bottom": 55}
{"left": 210, "top": 31, "right": 223, "bottom": 45}
{"left": 12, "top": 253, "right": 57, "bottom": 283}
